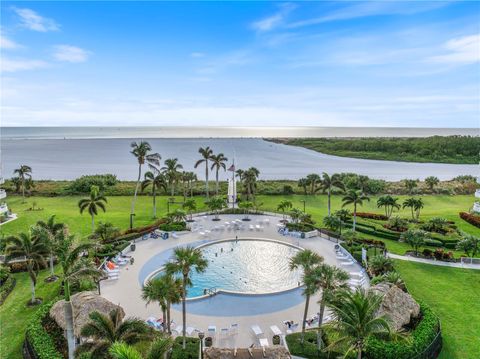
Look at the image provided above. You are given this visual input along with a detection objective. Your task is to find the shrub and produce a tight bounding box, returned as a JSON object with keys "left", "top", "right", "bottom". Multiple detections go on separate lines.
{"left": 158, "top": 221, "right": 187, "bottom": 232}
{"left": 433, "top": 249, "right": 453, "bottom": 261}
{"left": 368, "top": 255, "right": 394, "bottom": 276}
{"left": 0, "top": 265, "right": 10, "bottom": 284}
{"left": 65, "top": 174, "right": 118, "bottom": 194}
{"left": 356, "top": 212, "right": 388, "bottom": 220}
{"left": 365, "top": 303, "right": 440, "bottom": 359}
{"left": 354, "top": 226, "right": 401, "bottom": 241}
{"left": 459, "top": 212, "right": 480, "bottom": 228}
{"left": 286, "top": 222, "right": 315, "bottom": 232}
{"left": 422, "top": 249, "right": 433, "bottom": 258}
{"left": 424, "top": 239, "right": 444, "bottom": 247}
{"left": 384, "top": 216, "right": 408, "bottom": 232}
{"left": 25, "top": 300, "right": 63, "bottom": 359}
{"left": 171, "top": 336, "right": 200, "bottom": 359}
{"left": 282, "top": 185, "right": 294, "bottom": 195}
{"left": 285, "top": 331, "right": 340, "bottom": 359}
{"left": 0, "top": 276, "right": 16, "bottom": 305}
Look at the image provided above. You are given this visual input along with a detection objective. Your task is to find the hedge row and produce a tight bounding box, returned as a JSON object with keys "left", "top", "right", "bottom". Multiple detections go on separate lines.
{"left": 285, "top": 331, "right": 342, "bottom": 359}
{"left": 171, "top": 336, "right": 200, "bottom": 359}
{"left": 356, "top": 212, "right": 389, "bottom": 220}
{"left": 25, "top": 299, "right": 63, "bottom": 359}
{"left": 459, "top": 212, "right": 480, "bottom": 228}
{"left": 354, "top": 226, "right": 401, "bottom": 241}
{"left": 365, "top": 303, "right": 440, "bottom": 359}
{"left": 0, "top": 276, "right": 16, "bottom": 305}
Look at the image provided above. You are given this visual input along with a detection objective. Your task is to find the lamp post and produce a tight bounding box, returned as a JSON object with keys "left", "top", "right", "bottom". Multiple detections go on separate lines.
{"left": 198, "top": 331, "right": 205, "bottom": 359}
{"left": 129, "top": 213, "right": 136, "bottom": 229}
{"left": 300, "top": 199, "right": 306, "bottom": 213}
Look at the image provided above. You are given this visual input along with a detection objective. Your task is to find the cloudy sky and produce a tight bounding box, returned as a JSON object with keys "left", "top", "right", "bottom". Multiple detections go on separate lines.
{"left": 1, "top": 1, "right": 479, "bottom": 127}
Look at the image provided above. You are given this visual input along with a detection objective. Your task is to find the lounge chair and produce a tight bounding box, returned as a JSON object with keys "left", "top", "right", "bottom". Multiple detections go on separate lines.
{"left": 251, "top": 325, "right": 263, "bottom": 336}
{"left": 230, "top": 323, "right": 239, "bottom": 334}
{"left": 270, "top": 325, "right": 282, "bottom": 336}
{"left": 208, "top": 325, "right": 216, "bottom": 336}
{"left": 259, "top": 338, "right": 269, "bottom": 347}
{"left": 220, "top": 328, "right": 229, "bottom": 336}
{"left": 186, "top": 326, "right": 196, "bottom": 336}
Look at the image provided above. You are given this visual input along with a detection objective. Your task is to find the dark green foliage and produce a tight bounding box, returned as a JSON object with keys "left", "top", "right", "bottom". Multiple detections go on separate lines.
{"left": 158, "top": 221, "right": 187, "bottom": 232}
{"left": 0, "top": 276, "right": 16, "bottom": 305}
{"left": 25, "top": 300, "right": 63, "bottom": 359}
{"left": 170, "top": 336, "right": 200, "bottom": 359}
{"left": 280, "top": 136, "right": 480, "bottom": 164}
{"left": 65, "top": 174, "right": 118, "bottom": 194}
{"left": 423, "top": 239, "right": 444, "bottom": 247}
{"left": 285, "top": 331, "right": 339, "bottom": 359}
{"left": 365, "top": 303, "right": 441, "bottom": 359}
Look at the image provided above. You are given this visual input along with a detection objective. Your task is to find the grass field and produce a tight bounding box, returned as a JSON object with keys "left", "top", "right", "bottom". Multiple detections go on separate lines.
{"left": 395, "top": 260, "right": 480, "bottom": 359}
{"left": 2, "top": 194, "right": 479, "bottom": 257}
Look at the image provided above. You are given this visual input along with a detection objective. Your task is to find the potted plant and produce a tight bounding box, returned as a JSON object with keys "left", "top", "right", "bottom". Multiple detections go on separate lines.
{"left": 130, "top": 242, "right": 136, "bottom": 252}
{"left": 273, "top": 335, "right": 281, "bottom": 345}
{"left": 205, "top": 336, "right": 213, "bottom": 347}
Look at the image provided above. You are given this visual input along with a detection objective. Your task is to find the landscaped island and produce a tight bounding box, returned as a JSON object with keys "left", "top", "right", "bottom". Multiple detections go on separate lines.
{"left": 267, "top": 136, "right": 480, "bottom": 164}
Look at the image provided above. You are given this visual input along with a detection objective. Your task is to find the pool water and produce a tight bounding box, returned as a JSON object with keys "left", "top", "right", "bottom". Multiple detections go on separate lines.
{"left": 183, "top": 240, "right": 302, "bottom": 298}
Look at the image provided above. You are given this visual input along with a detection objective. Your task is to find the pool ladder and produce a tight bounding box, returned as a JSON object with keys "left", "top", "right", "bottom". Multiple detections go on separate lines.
{"left": 204, "top": 287, "right": 217, "bottom": 296}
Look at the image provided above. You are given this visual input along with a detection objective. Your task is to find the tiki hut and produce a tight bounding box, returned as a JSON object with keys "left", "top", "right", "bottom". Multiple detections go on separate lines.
{"left": 50, "top": 291, "right": 125, "bottom": 338}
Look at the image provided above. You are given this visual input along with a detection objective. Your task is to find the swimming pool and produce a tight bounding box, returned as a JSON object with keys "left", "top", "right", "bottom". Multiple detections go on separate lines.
{"left": 157, "top": 239, "right": 303, "bottom": 298}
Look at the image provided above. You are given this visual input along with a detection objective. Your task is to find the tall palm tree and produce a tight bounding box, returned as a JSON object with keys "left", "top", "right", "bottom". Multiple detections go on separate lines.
{"left": 130, "top": 141, "right": 161, "bottom": 224}
{"left": 162, "top": 158, "right": 183, "bottom": 196}
{"left": 306, "top": 173, "right": 321, "bottom": 195}
{"left": 54, "top": 228, "right": 102, "bottom": 359}
{"left": 165, "top": 246, "right": 208, "bottom": 349}
{"left": 183, "top": 171, "right": 197, "bottom": 198}
{"left": 76, "top": 308, "right": 153, "bottom": 358}
{"left": 6, "top": 231, "right": 48, "bottom": 304}
{"left": 402, "top": 197, "right": 424, "bottom": 221}
{"left": 142, "top": 274, "right": 182, "bottom": 334}
{"left": 242, "top": 167, "right": 260, "bottom": 200}
{"left": 13, "top": 164, "right": 32, "bottom": 202}
{"left": 289, "top": 250, "right": 324, "bottom": 343}
{"left": 141, "top": 169, "right": 167, "bottom": 218}
{"left": 305, "top": 264, "right": 349, "bottom": 350}
{"left": 326, "top": 289, "right": 392, "bottom": 359}
{"left": 342, "top": 189, "right": 370, "bottom": 231}
{"left": 376, "top": 195, "right": 400, "bottom": 218}
{"left": 33, "top": 215, "right": 64, "bottom": 280}
{"left": 298, "top": 178, "right": 308, "bottom": 195}
{"left": 78, "top": 186, "right": 108, "bottom": 233}
{"left": 210, "top": 153, "right": 228, "bottom": 195}
{"left": 109, "top": 338, "right": 174, "bottom": 359}
{"left": 194, "top": 146, "right": 214, "bottom": 198}
{"left": 319, "top": 173, "right": 345, "bottom": 216}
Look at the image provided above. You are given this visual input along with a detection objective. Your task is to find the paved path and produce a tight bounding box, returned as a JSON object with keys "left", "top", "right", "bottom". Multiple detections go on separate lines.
{"left": 387, "top": 253, "right": 480, "bottom": 270}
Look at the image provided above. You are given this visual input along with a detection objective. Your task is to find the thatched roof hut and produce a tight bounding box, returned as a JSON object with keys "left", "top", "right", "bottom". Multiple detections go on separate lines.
{"left": 204, "top": 346, "right": 291, "bottom": 359}
{"left": 50, "top": 291, "right": 125, "bottom": 337}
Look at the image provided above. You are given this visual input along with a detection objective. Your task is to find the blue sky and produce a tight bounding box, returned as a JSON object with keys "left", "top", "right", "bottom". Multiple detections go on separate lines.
{"left": 1, "top": 1, "right": 479, "bottom": 127}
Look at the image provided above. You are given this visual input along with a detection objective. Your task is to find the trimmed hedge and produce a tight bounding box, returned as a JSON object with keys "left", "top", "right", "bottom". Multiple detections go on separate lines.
{"left": 459, "top": 212, "right": 480, "bottom": 228}
{"left": 365, "top": 303, "right": 441, "bottom": 359}
{"left": 354, "top": 226, "right": 401, "bottom": 241}
{"left": 424, "top": 239, "right": 444, "bottom": 248}
{"left": 158, "top": 221, "right": 187, "bottom": 232}
{"left": 0, "top": 276, "right": 16, "bottom": 305}
{"left": 171, "top": 336, "right": 200, "bottom": 359}
{"left": 25, "top": 299, "right": 63, "bottom": 359}
{"left": 356, "top": 212, "right": 389, "bottom": 220}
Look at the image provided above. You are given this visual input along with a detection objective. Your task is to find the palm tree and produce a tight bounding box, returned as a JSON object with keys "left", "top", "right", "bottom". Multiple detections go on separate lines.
{"left": 165, "top": 246, "right": 208, "bottom": 349}
{"left": 304, "top": 264, "right": 349, "bottom": 350}
{"left": 297, "top": 178, "right": 308, "bottom": 195}
{"left": 238, "top": 201, "right": 254, "bottom": 220}
{"left": 402, "top": 197, "right": 424, "bottom": 221}
{"left": 94, "top": 222, "right": 120, "bottom": 244}
{"left": 342, "top": 190, "right": 370, "bottom": 231}
{"left": 205, "top": 196, "right": 226, "bottom": 220}
{"left": 376, "top": 195, "right": 400, "bottom": 218}
{"left": 183, "top": 171, "right": 197, "bottom": 198}
{"left": 55, "top": 228, "right": 103, "bottom": 359}
{"left": 13, "top": 164, "right": 32, "bottom": 202}
{"left": 167, "top": 209, "right": 187, "bottom": 223}
{"left": 194, "top": 146, "right": 214, "bottom": 198}
{"left": 403, "top": 179, "right": 419, "bottom": 194}
{"left": 323, "top": 215, "right": 342, "bottom": 234}
{"left": 182, "top": 198, "right": 197, "bottom": 221}
{"left": 142, "top": 274, "right": 182, "bottom": 334}
{"left": 130, "top": 141, "right": 161, "bottom": 224}
{"left": 289, "top": 250, "right": 324, "bottom": 343}
{"left": 109, "top": 338, "right": 174, "bottom": 359}
{"left": 319, "top": 173, "right": 345, "bottom": 215}
{"left": 306, "top": 174, "right": 321, "bottom": 195}
{"left": 456, "top": 232, "right": 480, "bottom": 259}
{"left": 6, "top": 231, "right": 48, "bottom": 304}
{"left": 33, "top": 215, "right": 64, "bottom": 280}
{"left": 413, "top": 198, "right": 424, "bottom": 221}
{"left": 162, "top": 158, "right": 183, "bottom": 196}
{"left": 326, "top": 289, "right": 392, "bottom": 359}
{"left": 368, "top": 255, "right": 394, "bottom": 276}
{"left": 210, "top": 153, "right": 228, "bottom": 195}
{"left": 242, "top": 167, "right": 260, "bottom": 200}
{"left": 78, "top": 185, "right": 108, "bottom": 233}
{"left": 400, "top": 229, "right": 427, "bottom": 256}
{"left": 141, "top": 169, "right": 167, "bottom": 218}
{"left": 425, "top": 176, "right": 439, "bottom": 191}
{"left": 277, "top": 200, "right": 293, "bottom": 220}
{"left": 76, "top": 308, "right": 153, "bottom": 358}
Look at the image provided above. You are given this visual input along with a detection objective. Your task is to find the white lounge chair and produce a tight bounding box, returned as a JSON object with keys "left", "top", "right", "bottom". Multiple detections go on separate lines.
{"left": 230, "top": 323, "right": 239, "bottom": 334}
{"left": 220, "top": 328, "right": 229, "bottom": 336}
{"left": 208, "top": 325, "right": 216, "bottom": 336}
{"left": 251, "top": 325, "right": 263, "bottom": 336}
{"left": 186, "top": 326, "right": 196, "bottom": 336}
{"left": 270, "top": 325, "right": 282, "bottom": 336}
{"left": 259, "top": 338, "right": 269, "bottom": 347}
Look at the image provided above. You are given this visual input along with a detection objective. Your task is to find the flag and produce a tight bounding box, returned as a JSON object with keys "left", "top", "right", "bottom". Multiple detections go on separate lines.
{"left": 228, "top": 164, "right": 235, "bottom": 172}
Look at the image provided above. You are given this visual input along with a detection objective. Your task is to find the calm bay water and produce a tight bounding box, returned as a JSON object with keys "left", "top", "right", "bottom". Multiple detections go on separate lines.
{"left": 0, "top": 127, "right": 478, "bottom": 181}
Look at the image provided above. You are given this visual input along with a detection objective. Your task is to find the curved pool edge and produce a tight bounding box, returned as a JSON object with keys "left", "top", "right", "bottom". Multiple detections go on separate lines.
{"left": 141, "top": 237, "right": 305, "bottom": 301}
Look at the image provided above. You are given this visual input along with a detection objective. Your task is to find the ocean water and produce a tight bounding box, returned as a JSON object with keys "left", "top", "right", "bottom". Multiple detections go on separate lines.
{"left": 0, "top": 127, "right": 478, "bottom": 181}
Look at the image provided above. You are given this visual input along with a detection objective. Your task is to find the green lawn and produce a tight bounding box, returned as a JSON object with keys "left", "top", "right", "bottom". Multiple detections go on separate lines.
{"left": 394, "top": 260, "right": 480, "bottom": 359}
{"left": 0, "top": 269, "right": 62, "bottom": 359}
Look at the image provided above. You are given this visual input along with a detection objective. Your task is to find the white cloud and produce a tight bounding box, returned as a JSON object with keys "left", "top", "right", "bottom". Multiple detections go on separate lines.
{"left": 0, "top": 34, "right": 21, "bottom": 49}
{"left": 1, "top": 57, "right": 49, "bottom": 72}
{"left": 190, "top": 52, "right": 205, "bottom": 58}
{"left": 427, "top": 34, "right": 480, "bottom": 65}
{"left": 251, "top": 3, "right": 296, "bottom": 32}
{"left": 53, "top": 45, "right": 91, "bottom": 63}
{"left": 13, "top": 7, "right": 59, "bottom": 32}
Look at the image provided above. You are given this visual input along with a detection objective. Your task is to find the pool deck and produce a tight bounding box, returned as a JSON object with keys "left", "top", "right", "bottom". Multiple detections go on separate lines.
{"left": 100, "top": 214, "right": 368, "bottom": 348}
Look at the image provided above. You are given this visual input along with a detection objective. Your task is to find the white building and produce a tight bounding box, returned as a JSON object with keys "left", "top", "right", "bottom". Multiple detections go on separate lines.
{"left": 0, "top": 177, "right": 15, "bottom": 223}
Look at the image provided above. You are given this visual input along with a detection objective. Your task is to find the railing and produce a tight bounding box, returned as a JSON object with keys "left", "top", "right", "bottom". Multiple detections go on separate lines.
{"left": 204, "top": 287, "right": 217, "bottom": 296}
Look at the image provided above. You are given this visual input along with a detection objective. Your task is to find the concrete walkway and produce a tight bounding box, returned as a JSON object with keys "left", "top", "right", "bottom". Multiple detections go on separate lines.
{"left": 100, "top": 214, "right": 368, "bottom": 348}
{"left": 387, "top": 252, "right": 480, "bottom": 270}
